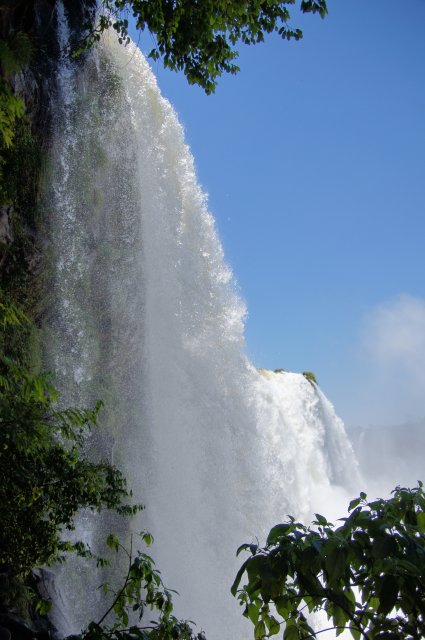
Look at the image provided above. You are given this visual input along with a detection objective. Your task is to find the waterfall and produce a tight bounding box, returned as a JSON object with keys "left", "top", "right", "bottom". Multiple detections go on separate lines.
{"left": 43, "top": 8, "right": 360, "bottom": 639}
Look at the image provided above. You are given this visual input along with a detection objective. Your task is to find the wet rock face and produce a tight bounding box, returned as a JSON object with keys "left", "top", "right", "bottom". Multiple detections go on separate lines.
{"left": 0, "top": 0, "right": 98, "bottom": 269}
{"left": 0, "top": 206, "right": 13, "bottom": 245}
{"left": 0, "top": 615, "right": 50, "bottom": 640}
{"left": 0, "top": 0, "right": 95, "bottom": 39}
{"left": 0, "top": 0, "right": 55, "bottom": 40}
{"left": 0, "top": 626, "right": 11, "bottom": 640}
{"left": 0, "top": 1, "right": 97, "bottom": 77}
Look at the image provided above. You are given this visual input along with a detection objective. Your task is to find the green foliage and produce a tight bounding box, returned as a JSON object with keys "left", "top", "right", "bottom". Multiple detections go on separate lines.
{"left": 0, "top": 116, "right": 43, "bottom": 212}
{"left": 0, "top": 86, "right": 25, "bottom": 148}
{"left": 274, "top": 369, "right": 286, "bottom": 374}
{"left": 232, "top": 484, "right": 425, "bottom": 639}
{"left": 0, "top": 34, "right": 43, "bottom": 318}
{"left": 0, "top": 290, "right": 32, "bottom": 369}
{"left": 0, "top": 33, "right": 32, "bottom": 149}
{"left": 73, "top": 533, "right": 206, "bottom": 640}
{"left": 80, "top": 0, "right": 327, "bottom": 93}
{"left": 0, "top": 115, "right": 45, "bottom": 333}
{"left": 0, "top": 32, "right": 35, "bottom": 202}
{"left": 302, "top": 371, "right": 317, "bottom": 385}
{"left": 0, "top": 299, "right": 142, "bottom": 583}
{"left": 0, "top": 33, "right": 33, "bottom": 77}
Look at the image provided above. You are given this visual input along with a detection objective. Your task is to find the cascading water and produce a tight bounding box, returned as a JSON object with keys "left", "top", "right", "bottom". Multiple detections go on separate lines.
{"left": 44, "top": 7, "right": 360, "bottom": 639}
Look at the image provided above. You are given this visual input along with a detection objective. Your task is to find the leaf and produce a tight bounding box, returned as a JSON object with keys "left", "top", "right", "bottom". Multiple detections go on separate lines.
{"left": 378, "top": 575, "right": 398, "bottom": 615}
{"left": 267, "top": 523, "right": 292, "bottom": 545}
{"left": 349, "top": 625, "right": 361, "bottom": 640}
{"left": 397, "top": 559, "right": 421, "bottom": 576}
{"left": 246, "top": 555, "right": 268, "bottom": 584}
{"left": 246, "top": 603, "right": 259, "bottom": 625}
{"left": 417, "top": 511, "right": 425, "bottom": 533}
{"left": 254, "top": 620, "right": 266, "bottom": 640}
{"left": 231, "top": 559, "right": 249, "bottom": 596}
{"left": 333, "top": 605, "right": 348, "bottom": 635}
{"left": 106, "top": 533, "right": 120, "bottom": 552}
{"left": 35, "top": 598, "right": 52, "bottom": 616}
{"left": 314, "top": 513, "right": 329, "bottom": 527}
{"left": 274, "top": 595, "right": 290, "bottom": 618}
{"left": 237, "top": 543, "right": 253, "bottom": 556}
{"left": 284, "top": 621, "right": 300, "bottom": 640}
{"left": 371, "top": 533, "right": 397, "bottom": 560}
{"left": 268, "top": 616, "right": 280, "bottom": 636}
{"left": 348, "top": 497, "right": 361, "bottom": 512}
{"left": 325, "top": 547, "right": 347, "bottom": 585}
{"left": 141, "top": 531, "right": 153, "bottom": 546}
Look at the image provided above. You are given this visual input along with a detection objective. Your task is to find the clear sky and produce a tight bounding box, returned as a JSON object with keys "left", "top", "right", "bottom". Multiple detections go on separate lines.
{"left": 130, "top": 0, "right": 425, "bottom": 428}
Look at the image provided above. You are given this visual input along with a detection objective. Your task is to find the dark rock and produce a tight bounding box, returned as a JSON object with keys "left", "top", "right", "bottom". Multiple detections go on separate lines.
{"left": 0, "top": 626, "right": 11, "bottom": 640}
{"left": 0, "top": 614, "right": 50, "bottom": 640}
{"left": 0, "top": 206, "right": 13, "bottom": 245}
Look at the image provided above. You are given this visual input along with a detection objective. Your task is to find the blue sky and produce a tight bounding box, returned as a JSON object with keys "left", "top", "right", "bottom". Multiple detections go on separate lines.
{"left": 130, "top": 0, "right": 425, "bottom": 428}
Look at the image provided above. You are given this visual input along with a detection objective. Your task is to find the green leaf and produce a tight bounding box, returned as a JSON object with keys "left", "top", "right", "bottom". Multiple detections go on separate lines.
{"left": 417, "top": 511, "right": 425, "bottom": 533}
{"left": 267, "top": 523, "right": 292, "bottom": 544}
{"left": 349, "top": 625, "right": 361, "bottom": 640}
{"left": 314, "top": 513, "right": 329, "bottom": 526}
{"left": 35, "top": 598, "right": 52, "bottom": 616}
{"left": 274, "top": 595, "right": 290, "bottom": 618}
{"left": 325, "top": 547, "right": 347, "bottom": 585}
{"left": 231, "top": 559, "right": 249, "bottom": 596}
{"left": 371, "top": 533, "right": 397, "bottom": 560}
{"left": 246, "top": 603, "right": 259, "bottom": 624}
{"left": 378, "top": 574, "right": 398, "bottom": 615}
{"left": 268, "top": 616, "right": 280, "bottom": 636}
{"left": 284, "top": 621, "right": 300, "bottom": 640}
{"left": 348, "top": 497, "right": 361, "bottom": 511}
{"left": 255, "top": 620, "right": 266, "bottom": 639}
{"left": 106, "top": 533, "right": 120, "bottom": 552}
{"left": 141, "top": 531, "right": 154, "bottom": 546}
{"left": 333, "top": 605, "right": 348, "bottom": 635}
{"left": 237, "top": 543, "right": 253, "bottom": 556}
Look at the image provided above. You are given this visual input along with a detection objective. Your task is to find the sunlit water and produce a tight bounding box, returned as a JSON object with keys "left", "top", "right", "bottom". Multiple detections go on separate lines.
{"left": 44, "top": 8, "right": 360, "bottom": 639}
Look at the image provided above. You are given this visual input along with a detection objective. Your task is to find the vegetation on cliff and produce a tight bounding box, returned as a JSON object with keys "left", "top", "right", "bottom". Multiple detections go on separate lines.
{"left": 0, "top": 12, "right": 205, "bottom": 637}
{"left": 1, "top": 5, "right": 424, "bottom": 640}
{"left": 0, "top": 32, "right": 31, "bottom": 149}
{"left": 0, "top": 294, "right": 139, "bottom": 603}
{"left": 0, "top": 295, "right": 206, "bottom": 640}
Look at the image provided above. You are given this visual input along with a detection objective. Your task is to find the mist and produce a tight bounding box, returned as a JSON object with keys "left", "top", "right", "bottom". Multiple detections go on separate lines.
{"left": 339, "top": 294, "right": 425, "bottom": 497}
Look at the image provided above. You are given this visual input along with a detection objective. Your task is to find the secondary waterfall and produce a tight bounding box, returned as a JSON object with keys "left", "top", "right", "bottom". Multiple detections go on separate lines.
{"left": 43, "top": 9, "right": 360, "bottom": 639}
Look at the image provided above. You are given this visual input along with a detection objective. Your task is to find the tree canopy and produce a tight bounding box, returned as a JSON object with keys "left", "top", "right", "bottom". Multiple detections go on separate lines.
{"left": 83, "top": 0, "right": 328, "bottom": 93}
{"left": 232, "top": 484, "right": 425, "bottom": 640}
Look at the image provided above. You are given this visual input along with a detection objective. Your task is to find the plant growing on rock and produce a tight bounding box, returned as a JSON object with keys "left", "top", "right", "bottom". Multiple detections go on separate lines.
{"left": 0, "top": 32, "right": 32, "bottom": 149}
{"left": 302, "top": 371, "right": 317, "bottom": 385}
